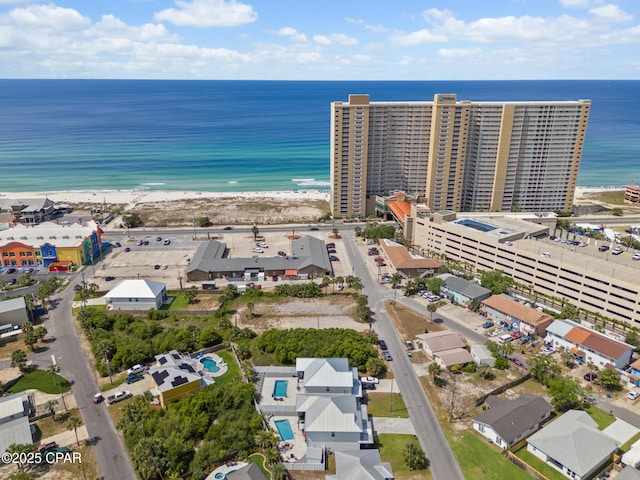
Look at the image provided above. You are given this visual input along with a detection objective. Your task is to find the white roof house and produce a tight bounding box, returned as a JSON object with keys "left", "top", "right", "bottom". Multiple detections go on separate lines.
{"left": 0, "top": 393, "right": 33, "bottom": 454}
{"left": 149, "top": 350, "right": 215, "bottom": 407}
{"left": 527, "top": 410, "right": 619, "bottom": 480}
{"left": 326, "top": 450, "right": 394, "bottom": 480}
{"left": 105, "top": 279, "right": 167, "bottom": 311}
{"left": 296, "top": 358, "right": 358, "bottom": 396}
{"left": 0, "top": 297, "right": 30, "bottom": 326}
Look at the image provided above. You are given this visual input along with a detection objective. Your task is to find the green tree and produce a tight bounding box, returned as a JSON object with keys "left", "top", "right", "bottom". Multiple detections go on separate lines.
{"left": 600, "top": 368, "right": 621, "bottom": 391}
{"left": 35, "top": 326, "right": 47, "bottom": 342}
{"left": 122, "top": 212, "right": 143, "bottom": 228}
{"left": 132, "top": 436, "right": 169, "bottom": 480}
{"left": 251, "top": 224, "right": 259, "bottom": 241}
{"left": 548, "top": 375, "right": 585, "bottom": 411}
{"left": 322, "top": 275, "right": 331, "bottom": 294}
{"left": 351, "top": 277, "right": 363, "bottom": 294}
{"left": 254, "top": 429, "right": 276, "bottom": 449}
{"left": 428, "top": 362, "right": 442, "bottom": 380}
{"left": 271, "top": 462, "right": 289, "bottom": 480}
{"left": 356, "top": 305, "right": 371, "bottom": 324}
{"left": 246, "top": 300, "right": 255, "bottom": 318}
{"left": 184, "top": 286, "right": 197, "bottom": 304}
{"left": 332, "top": 227, "right": 339, "bottom": 237}
{"left": 560, "top": 349, "right": 576, "bottom": 368}
{"left": 426, "top": 277, "right": 445, "bottom": 295}
{"left": 626, "top": 329, "right": 640, "bottom": 349}
{"left": 21, "top": 321, "right": 34, "bottom": 333}
{"left": 403, "top": 439, "right": 428, "bottom": 470}
{"left": 480, "top": 270, "right": 513, "bottom": 294}
{"left": 365, "top": 357, "right": 387, "bottom": 377}
{"left": 23, "top": 330, "right": 38, "bottom": 351}
{"left": 478, "top": 363, "right": 494, "bottom": 380}
{"left": 5, "top": 443, "right": 35, "bottom": 472}
{"left": 44, "top": 399, "right": 58, "bottom": 421}
{"left": 426, "top": 302, "right": 439, "bottom": 321}
{"left": 198, "top": 216, "right": 211, "bottom": 227}
{"left": 67, "top": 415, "right": 83, "bottom": 446}
{"left": 528, "top": 352, "right": 561, "bottom": 385}
{"left": 561, "top": 303, "right": 580, "bottom": 321}
{"left": 11, "top": 349, "right": 28, "bottom": 371}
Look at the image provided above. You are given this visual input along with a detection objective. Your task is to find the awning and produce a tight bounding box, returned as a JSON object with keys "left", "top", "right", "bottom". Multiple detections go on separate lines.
{"left": 570, "top": 347, "right": 585, "bottom": 357}
{"left": 284, "top": 269, "right": 298, "bottom": 276}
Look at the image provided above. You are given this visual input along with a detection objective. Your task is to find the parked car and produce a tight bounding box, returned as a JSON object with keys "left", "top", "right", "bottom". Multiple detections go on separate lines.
{"left": 628, "top": 391, "right": 640, "bottom": 401}
{"left": 93, "top": 393, "right": 104, "bottom": 404}
{"left": 309, "top": 226, "right": 319, "bottom": 231}
{"left": 612, "top": 247, "right": 623, "bottom": 255}
{"left": 126, "top": 373, "right": 144, "bottom": 384}
{"left": 482, "top": 321, "right": 494, "bottom": 329}
{"left": 257, "top": 242, "right": 268, "bottom": 248}
{"left": 114, "top": 242, "right": 122, "bottom": 248}
{"left": 156, "top": 236, "right": 162, "bottom": 241}
{"left": 633, "top": 253, "right": 640, "bottom": 261}
{"left": 599, "top": 245, "right": 609, "bottom": 252}
{"left": 405, "top": 340, "right": 414, "bottom": 350}
{"left": 127, "top": 364, "right": 144, "bottom": 375}
{"left": 327, "top": 249, "right": 337, "bottom": 254}
{"left": 124, "top": 247, "right": 131, "bottom": 252}
{"left": 7, "top": 279, "right": 16, "bottom": 285}
{"left": 161, "top": 265, "right": 168, "bottom": 270}
{"left": 143, "top": 240, "right": 149, "bottom": 245}
{"left": 223, "top": 226, "right": 233, "bottom": 230}
{"left": 541, "top": 252, "right": 551, "bottom": 258}
{"left": 583, "top": 372, "right": 598, "bottom": 381}
{"left": 326, "top": 243, "right": 335, "bottom": 248}
{"left": 105, "top": 276, "right": 116, "bottom": 282}
{"left": 277, "top": 251, "right": 287, "bottom": 257}
{"left": 513, "top": 359, "right": 525, "bottom": 368}
{"left": 329, "top": 255, "right": 339, "bottom": 261}
{"left": 252, "top": 247, "right": 264, "bottom": 253}
{"left": 137, "top": 240, "right": 143, "bottom": 246}
{"left": 378, "top": 339, "right": 388, "bottom": 350}
{"left": 163, "top": 239, "right": 171, "bottom": 245}
{"left": 383, "top": 351, "right": 393, "bottom": 361}
{"left": 361, "top": 376, "right": 379, "bottom": 384}
{"left": 154, "top": 265, "right": 161, "bottom": 270}
{"left": 542, "top": 346, "right": 555, "bottom": 354}
{"left": 39, "top": 442, "right": 59, "bottom": 453}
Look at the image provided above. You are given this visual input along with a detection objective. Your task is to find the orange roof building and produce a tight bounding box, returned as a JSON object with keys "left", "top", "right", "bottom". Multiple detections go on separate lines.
{"left": 481, "top": 295, "right": 554, "bottom": 336}
{"left": 545, "top": 319, "right": 634, "bottom": 369}
{"left": 378, "top": 239, "right": 440, "bottom": 279}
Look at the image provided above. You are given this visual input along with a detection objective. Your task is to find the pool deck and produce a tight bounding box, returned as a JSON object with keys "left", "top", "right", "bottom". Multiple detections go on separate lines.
{"left": 260, "top": 377, "right": 296, "bottom": 406}
{"left": 198, "top": 353, "right": 229, "bottom": 378}
{"left": 206, "top": 461, "right": 248, "bottom": 480}
{"left": 269, "top": 416, "right": 307, "bottom": 463}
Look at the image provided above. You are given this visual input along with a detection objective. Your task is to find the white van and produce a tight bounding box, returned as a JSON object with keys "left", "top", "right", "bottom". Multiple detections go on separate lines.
{"left": 498, "top": 334, "right": 514, "bottom": 344}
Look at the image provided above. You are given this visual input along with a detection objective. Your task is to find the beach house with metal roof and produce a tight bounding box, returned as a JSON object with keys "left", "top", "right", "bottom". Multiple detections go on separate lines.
{"left": 481, "top": 295, "right": 555, "bottom": 336}
{"left": 326, "top": 449, "right": 394, "bottom": 480}
{"left": 105, "top": 279, "right": 167, "bottom": 311}
{"left": 545, "top": 319, "right": 634, "bottom": 369}
{"left": 149, "top": 350, "right": 215, "bottom": 407}
{"left": 186, "top": 236, "right": 332, "bottom": 282}
{"left": 473, "top": 394, "right": 552, "bottom": 449}
{"left": 527, "top": 410, "right": 619, "bottom": 480}
{"left": 296, "top": 358, "right": 359, "bottom": 396}
{"left": 0, "top": 393, "right": 33, "bottom": 455}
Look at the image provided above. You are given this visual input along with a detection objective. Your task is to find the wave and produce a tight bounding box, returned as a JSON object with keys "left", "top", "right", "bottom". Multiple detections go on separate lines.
{"left": 293, "top": 178, "right": 331, "bottom": 186}
{"left": 228, "top": 180, "right": 238, "bottom": 184}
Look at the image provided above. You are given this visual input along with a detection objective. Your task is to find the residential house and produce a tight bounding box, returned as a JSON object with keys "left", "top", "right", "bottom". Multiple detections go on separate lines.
{"left": 149, "top": 350, "right": 215, "bottom": 407}
{"left": 105, "top": 279, "right": 167, "bottom": 311}
{"left": 326, "top": 450, "right": 394, "bottom": 480}
{"left": 294, "top": 358, "right": 373, "bottom": 451}
{"left": 226, "top": 462, "right": 267, "bottom": 480}
{"left": 438, "top": 274, "right": 491, "bottom": 307}
{"left": 527, "top": 410, "right": 619, "bottom": 480}
{"left": 0, "top": 297, "right": 30, "bottom": 327}
{"left": 481, "top": 295, "right": 554, "bottom": 336}
{"left": 0, "top": 197, "right": 56, "bottom": 225}
{"left": 627, "top": 358, "right": 640, "bottom": 387}
{"left": 0, "top": 393, "right": 33, "bottom": 454}
{"left": 416, "top": 331, "right": 473, "bottom": 369}
{"left": 470, "top": 344, "right": 495, "bottom": 367}
{"left": 187, "top": 236, "right": 332, "bottom": 282}
{"left": 545, "top": 319, "right": 634, "bottom": 369}
{"left": 472, "top": 394, "right": 552, "bottom": 449}
{"left": 377, "top": 239, "right": 440, "bottom": 279}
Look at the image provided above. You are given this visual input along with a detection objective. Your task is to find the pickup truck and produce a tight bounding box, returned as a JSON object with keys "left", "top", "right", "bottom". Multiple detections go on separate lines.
{"left": 107, "top": 390, "right": 132, "bottom": 405}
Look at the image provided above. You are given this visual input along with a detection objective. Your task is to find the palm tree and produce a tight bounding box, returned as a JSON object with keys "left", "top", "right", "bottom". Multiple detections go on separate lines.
{"left": 11, "top": 349, "right": 28, "bottom": 372}
{"left": 66, "top": 415, "right": 82, "bottom": 446}
{"left": 264, "top": 446, "right": 279, "bottom": 465}
{"left": 44, "top": 399, "right": 58, "bottom": 420}
{"left": 428, "top": 362, "right": 442, "bottom": 380}
{"left": 499, "top": 341, "right": 514, "bottom": 357}
{"left": 351, "top": 277, "right": 363, "bottom": 294}
{"left": 427, "top": 302, "right": 438, "bottom": 321}
{"left": 271, "top": 462, "right": 289, "bottom": 480}
{"left": 246, "top": 300, "right": 255, "bottom": 318}
{"left": 322, "top": 275, "right": 331, "bottom": 294}
{"left": 254, "top": 429, "right": 274, "bottom": 449}
{"left": 6, "top": 443, "right": 34, "bottom": 472}
{"left": 478, "top": 363, "right": 493, "bottom": 380}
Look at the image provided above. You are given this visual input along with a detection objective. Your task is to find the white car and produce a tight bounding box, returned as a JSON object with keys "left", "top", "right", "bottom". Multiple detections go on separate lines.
{"left": 252, "top": 247, "right": 264, "bottom": 253}
{"left": 127, "top": 364, "right": 144, "bottom": 375}
{"left": 257, "top": 242, "right": 268, "bottom": 248}
{"left": 361, "top": 376, "right": 379, "bottom": 384}
{"left": 612, "top": 248, "right": 623, "bottom": 255}
{"left": 632, "top": 253, "right": 640, "bottom": 261}
{"left": 542, "top": 346, "right": 555, "bottom": 354}
{"left": 541, "top": 252, "right": 551, "bottom": 258}
{"left": 628, "top": 391, "right": 640, "bottom": 401}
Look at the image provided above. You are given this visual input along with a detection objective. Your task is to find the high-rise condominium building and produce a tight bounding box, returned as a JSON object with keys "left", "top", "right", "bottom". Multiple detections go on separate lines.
{"left": 330, "top": 94, "right": 591, "bottom": 218}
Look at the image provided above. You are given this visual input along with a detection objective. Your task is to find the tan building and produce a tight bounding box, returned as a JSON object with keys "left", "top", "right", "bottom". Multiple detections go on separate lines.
{"left": 330, "top": 93, "right": 590, "bottom": 218}
{"left": 624, "top": 185, "right": 640, "bottom": 204}
{"left": 409, "top": 210, "right": 640, "bottom": 327}
{"left": 481, "top": 295, "right": 555, "bottom": 336}
{"left": 378, "top": 238, "right": 440, "bottom": 279}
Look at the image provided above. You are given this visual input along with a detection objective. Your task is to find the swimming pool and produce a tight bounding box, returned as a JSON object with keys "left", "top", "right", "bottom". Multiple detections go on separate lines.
{"left": 456, "top": 218, "right": 496, "bottom": 232}
{"left": 273, "top": 380, "right": 288, "bottom": 397}
{"left": 275, "top": 419, "right": 295, "bottom": 441}
{"left": 200, "top": 357, "right": 220, "bottom": 373}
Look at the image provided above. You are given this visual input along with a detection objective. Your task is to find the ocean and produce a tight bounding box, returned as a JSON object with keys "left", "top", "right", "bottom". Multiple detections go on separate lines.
{"left": 0, "top": 79, "right": 638, "bottom": 193}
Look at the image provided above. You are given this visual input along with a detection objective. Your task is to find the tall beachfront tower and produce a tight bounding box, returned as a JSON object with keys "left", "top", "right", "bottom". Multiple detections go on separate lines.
{"left": 330, "top": 94, "right": 591, "bottom": 218}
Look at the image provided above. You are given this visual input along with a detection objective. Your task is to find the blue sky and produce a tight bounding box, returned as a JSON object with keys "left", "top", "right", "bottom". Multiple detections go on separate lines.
{"left": 0, "top": 0, "right": 639, "bottom": 79}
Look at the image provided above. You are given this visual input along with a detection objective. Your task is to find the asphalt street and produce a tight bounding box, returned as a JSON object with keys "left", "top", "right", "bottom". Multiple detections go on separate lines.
{"left": 33, "top": 260, "right": 137, "bottom": 480}
{"left": 343, "top": 230, "right": 465, "bottom": 480}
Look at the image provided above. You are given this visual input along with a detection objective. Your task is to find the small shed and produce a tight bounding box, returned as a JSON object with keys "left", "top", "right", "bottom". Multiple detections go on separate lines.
{"left": 471, "top": 344, "right": 495, "bottom": 367}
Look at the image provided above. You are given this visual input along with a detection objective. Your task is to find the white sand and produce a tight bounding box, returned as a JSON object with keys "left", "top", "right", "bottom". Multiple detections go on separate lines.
{"left": 1, "top": 189, "right": 329, "bottom": 208}
{"left": 574, "top": 186, "right": 625, "bottom": 203}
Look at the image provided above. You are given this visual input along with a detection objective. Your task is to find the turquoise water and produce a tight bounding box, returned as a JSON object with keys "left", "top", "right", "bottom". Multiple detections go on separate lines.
{"left": 200, "top": 357, "right": 220, "bottom": 373}
{"left": 0, "top": 80, "right": 638, "bottom": 192}
{"left": 275, "top": 419, "right": 294, "bottom": 441}
{"left": 273, "top": 380, "right": 288, "bottom": 397}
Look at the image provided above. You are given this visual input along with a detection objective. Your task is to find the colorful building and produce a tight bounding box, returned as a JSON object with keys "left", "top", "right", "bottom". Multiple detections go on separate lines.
{"left": 0, "top": 221, "right": 102, "bottom": 270}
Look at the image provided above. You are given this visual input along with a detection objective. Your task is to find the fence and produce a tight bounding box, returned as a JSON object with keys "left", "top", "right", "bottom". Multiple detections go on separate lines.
{"left": 257, "top": 404, "right": 297, "bottom": 415}
{"left": 285, "top": 462, "right": 326, "bottom": 471}
{"left": 504, "top": 450, "right": 549, "bottom": 480}
{"left": 254, "top": 366, "right": 297, "bottom": 376}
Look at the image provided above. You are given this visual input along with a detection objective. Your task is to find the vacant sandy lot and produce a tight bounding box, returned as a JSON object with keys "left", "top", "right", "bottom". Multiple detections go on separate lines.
{"left": 236, "top": 297, "right": 368, "bottom": 334}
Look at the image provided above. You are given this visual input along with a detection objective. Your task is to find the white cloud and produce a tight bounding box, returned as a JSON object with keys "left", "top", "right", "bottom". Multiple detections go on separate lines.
{"left": 154, "top": 0, "right": 257, "bottom": 28}
{"left": 345, "top": 17, "right": 389, "bottom": 33}
{"left": 8, "top": 4, "right": 89, "bottom": 31}
{"left": 589, "top": 4, "right": 633, "bottom": 22}
{"left": 274, "top": 27, "right": 306, "bottom": 42}
{"left": 437, "top": 47, "right": 482, "bottom": 58}
{"left": 391, "top": 29, "right": 448, "bottom": 46}
{"left": 313, "top": 35, "right": 331, "bottom": 46}
{"left": 329, "top": 33, "right": 357, "bottom": 46}
{"left": 560, "top": 0, "right": 591, "bottom": 7}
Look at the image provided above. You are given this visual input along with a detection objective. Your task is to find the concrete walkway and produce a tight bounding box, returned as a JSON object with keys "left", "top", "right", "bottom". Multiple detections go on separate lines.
{"left": 373, "top": 417, "right": 416, "bottom": 435}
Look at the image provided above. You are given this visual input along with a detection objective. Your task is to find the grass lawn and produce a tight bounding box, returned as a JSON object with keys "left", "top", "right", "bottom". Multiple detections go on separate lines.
{"left": 585, "top": 405, "right": 616, "bottom": 430}
{"left": 8, "top": 369, "right": 71, "bottom": 394}
{"left": 584, "top": 190, "right": 626, "bottom": 205}
{"left": 366, "top": 392, "right": 409, "bottom": 418}
{"left": 50, "top": 443, "right": 99, "bottom": 480}
{"left": 515, "top": 446, "right": 566, "bottom": 480}
{"left": 163, "top": 294, "right": 190, "bottom": 310}
{"left": 445, "top": 429, "right": 532, "bottom": 480}
{"left": 377, "top": 433, "right": 431, "bottom": 479}
{"left": 213, "top": 350, "right": 242, "bottom": 387}
{"left": 621, "top": 432, "right": 640, "bottom": 453}
{"left": 100, "top": 375, "right": 127, "bottom": 391}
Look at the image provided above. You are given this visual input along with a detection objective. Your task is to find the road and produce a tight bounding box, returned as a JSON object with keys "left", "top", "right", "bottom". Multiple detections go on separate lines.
{"left": 31, "top": 260, "right": 137, "bottom": 480}
{"left": 342, "top": 230, "right": 465, "bottom": 480}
